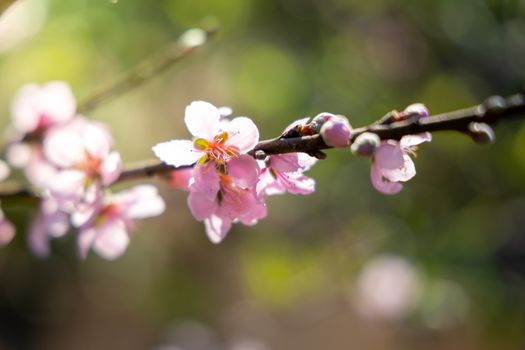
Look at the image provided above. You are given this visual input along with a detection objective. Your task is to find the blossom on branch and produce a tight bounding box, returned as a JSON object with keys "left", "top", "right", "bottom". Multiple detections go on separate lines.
{"left": 371, "top": 133, "right": 432, "bottom": 195}
{"left": 75, "top": 185, "right": 165, "bottom": 260}
{"left": 43, "top": 116, "right": 122, "bottom": 208}
{"left": 6, "top": 81, "right": 77, "bottom": 187}
{"left": 257, "top": 153, "right": 316, "bottom": 197}
{"left": 152, "top": 101, "right": 259, "bottom": 167}
{"left": 153, "top": 101, "right": 265, "bottom": 242}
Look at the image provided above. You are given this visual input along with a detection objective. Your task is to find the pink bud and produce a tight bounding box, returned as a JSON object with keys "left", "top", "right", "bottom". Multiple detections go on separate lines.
{"left": 320, "top": 116, "right": 352, "bottom": 147}
{"left": 402, "top": 103, "right": 429, "bottom": 119}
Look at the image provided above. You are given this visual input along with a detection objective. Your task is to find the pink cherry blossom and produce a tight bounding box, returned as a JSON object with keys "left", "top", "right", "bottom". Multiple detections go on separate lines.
{"left": 43, "top": 117, "right": 122, "bottom": 207}
{"left": 10, "top": 81, "right": 76, "bottom": 135}
{"left": 371, "top": 132, "right": 432, "bottom": 195}
{"left": 152, "top": 101, "right": 259, "bottom": 167}
{"left": 77, "top": 185, "right": 165, "bottom": 260}
{"left": 187, "top": 155, "right": 266, "bottom": 243}
{"left": 257, "top": 153, "right": 317, "bottom": 197}
{"left": 7, "top": 81, "right": 77, "bottom": 187}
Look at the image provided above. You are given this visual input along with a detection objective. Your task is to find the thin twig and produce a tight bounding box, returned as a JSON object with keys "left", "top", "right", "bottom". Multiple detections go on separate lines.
{"left": 78, "top": 26, "right": 218, "bottom": 113}
{"left": 1, "top": 92, "right": 524, "bottom": 200}
{"left": 0, "top": 0, "right": 17, "bottom": 17}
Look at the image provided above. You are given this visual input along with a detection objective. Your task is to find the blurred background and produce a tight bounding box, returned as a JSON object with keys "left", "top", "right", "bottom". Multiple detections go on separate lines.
{"left": 1, "top": 0, "right": 525, "bottom": 349}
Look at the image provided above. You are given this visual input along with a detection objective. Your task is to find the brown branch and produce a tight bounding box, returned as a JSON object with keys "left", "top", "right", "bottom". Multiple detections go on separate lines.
{"left": 1, "top": 92, "right": 525, "bottom": 200}
{"left": 78, "top": 26, "right": 218, "bottom": 113}
{"left": 0, "top": 0, "right": 17, "bottom": 17}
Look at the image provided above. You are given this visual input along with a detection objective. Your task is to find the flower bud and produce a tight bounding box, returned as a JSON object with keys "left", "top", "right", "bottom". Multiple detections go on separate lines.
{"left": 310, "top": 112, "right": 337, "bottom": 133}
{"left": 320, "top": 115, "right": 352, "bottom": 147}
{"left": 351, "top": 132, "right": 381, "bottom": 157}
{"left": 402, "top": 103, "right": 429, "bottom": 119}
{"left": 468, "top": 122, "right": 495, "bottom": 144}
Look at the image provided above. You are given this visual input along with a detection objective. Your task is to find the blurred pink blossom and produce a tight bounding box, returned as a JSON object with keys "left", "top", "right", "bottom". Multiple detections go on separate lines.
{"left": 10, "top": 81, "right": 76, "bottom": 135}
{"left": 354, "top": 255, "right": 421, "bottom": 321}
{"left": 76, "top": 185, "right": 165, "bottom": 260}
{"left": 43, "top": 117, "right": 121, "bottom": 207}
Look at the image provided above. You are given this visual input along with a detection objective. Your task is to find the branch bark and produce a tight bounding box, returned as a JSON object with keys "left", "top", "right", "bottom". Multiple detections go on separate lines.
{"left": 1, "top": 92, "right": 524, "bottom": 200}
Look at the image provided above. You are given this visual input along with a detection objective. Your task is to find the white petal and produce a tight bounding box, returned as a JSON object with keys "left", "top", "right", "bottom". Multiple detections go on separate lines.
{"left": 0, "top": 159, "right": 10, "bottom": 182}
{"left": 92, "top": 220, "right": 129, "bottom": 260}
{"left": 152, "top": 139, "right": 202, "bottom": 167}
{"left": 370, "top": 163, "right": 403, "bottom": 195}
{"left": 101, "top": 151, "right": 122, "bottom": 185}
{"left": 122, "top": 185, "right": 166, "bottom": 219}
{"left": 184, "top": 101, "right": 221, "bottom": 139}
{"left": 400, "top": 132, "right": 432, "bottom": 148}
{"left": 204, "top": 214, "right": 232, "bottom": 244}
{"left": 225, "top": 117, "right": 259, "bottom": 153}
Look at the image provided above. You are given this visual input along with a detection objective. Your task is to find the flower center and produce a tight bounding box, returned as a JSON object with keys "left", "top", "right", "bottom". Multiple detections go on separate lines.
{"left": 76, "top": 151, "right": 102, "bottom": 179}
{"left": 194, "top": 132, "right": 240, "bottom": 164}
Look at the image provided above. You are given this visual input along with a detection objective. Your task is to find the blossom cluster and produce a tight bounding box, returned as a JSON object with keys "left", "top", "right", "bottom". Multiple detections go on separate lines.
{"left": 153, "top": 101, "right": 317, "bottom": 243}
{"left": 0, "top": 81, "right": 432, "bottom": 258}
{"left": 153, "top": 101, "right": 431, "bottom": 242}
{"left": 1, "top": 81, "right": 165, "bottom": 259}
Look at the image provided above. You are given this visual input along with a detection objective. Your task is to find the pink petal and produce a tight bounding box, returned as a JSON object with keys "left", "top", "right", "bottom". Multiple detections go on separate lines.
{"left": 10, "top": 81, "right": 76, "bottom": 133}
{"left": 256, "top": 168, "right": 285, "bottom": 198}
{"left": 370, "top": 163, "right": 403, "bottom": 195}
{"left": 83, "top": 120, "right": 113, "bottom": 159}
{"left": 185, "top": 101, "right": 221, "bottom": 139}
{"left": 279, "top": 172, "right": 316, "bottom": 195}
{"left": 152, "top": 139, "right": 202, "bottom": 167}
{"left": 296, "top": 153, "right": 317, "bottom": 171}
{"left": 191, "top": 163, "right": 220, "bottom": 202}
{"left": 101, "top": 151, "right": 122, "bottom": 185}
{"left": 0, "top": 214, "right": 15, "bottom": 246}
{"left": 269, "top": 154, "right": 302, "bottom": 173}
{"left": 204, "top": 214, "right": 232, "bottom": 244}
{"left": 187, "top": 190, "right": 218, "bottom": 220}
{"left": 383, "top": 154, "right": 416, "bottom": 183}
{"left": 28, "top": 212, "right": 50, "bottom": 257}
{"left": 400, "top": 132, "right": 432, "bottom": 149}
{"left": 228, "top": 155, "right": 260, "bottom": 188}
{"left": 224, "top": 117, "right": 259, "bottom": 154}
{"left": 120, "top": 185, "right": 166, "bottom": 219}
{"left": 78, "top": 227, "right": 97, "bottom": 259}
{"left": 47, "top": 170, "right": 86, "bottom": 206}
{"left": 238, "top": 200, "right": 267, "bottom": 226}
{"left": 374, "top": 142, "right": 405, "bottom": 171}
{"left": 92, "top": 219, "right": 130, "bottom": 260}
{"left": 43, "top": 119, "right": 87, "bottom": 167}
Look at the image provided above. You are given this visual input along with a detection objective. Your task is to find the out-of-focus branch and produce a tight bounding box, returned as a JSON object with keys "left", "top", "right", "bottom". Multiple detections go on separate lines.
{"left": 1, "top": 91, "right": 524, "bottom": 200}
{"left": 78, "top": 26, "right": 218, "bottom": 113}
{"left": 0, "top": 0, "right": 17, "bottom": 17}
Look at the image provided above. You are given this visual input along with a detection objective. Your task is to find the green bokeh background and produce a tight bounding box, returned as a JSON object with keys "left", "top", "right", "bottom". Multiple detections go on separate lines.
{"left": 1, "top": 0, "right": 525, "bottom": 349}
